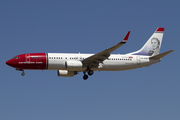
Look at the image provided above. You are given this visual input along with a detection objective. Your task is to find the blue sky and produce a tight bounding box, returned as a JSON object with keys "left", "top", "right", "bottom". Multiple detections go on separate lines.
{"left": 0, "top": 0, "right": 179, "bottom": 120}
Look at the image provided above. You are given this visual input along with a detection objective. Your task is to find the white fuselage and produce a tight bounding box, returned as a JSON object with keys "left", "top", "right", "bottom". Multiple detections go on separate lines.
{"left": 47, "top": 53, "right": 160, "bottom": 71}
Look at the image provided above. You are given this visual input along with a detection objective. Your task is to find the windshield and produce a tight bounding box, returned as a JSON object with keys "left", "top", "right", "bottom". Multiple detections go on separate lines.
{"left": 13, "top": 56, "right": 20, "bottom": 59}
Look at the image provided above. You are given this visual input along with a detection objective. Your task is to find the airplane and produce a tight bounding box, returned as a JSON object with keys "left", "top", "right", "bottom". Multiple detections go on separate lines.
{"left": 6, "top": 27, "right": 174, "bottom": 80}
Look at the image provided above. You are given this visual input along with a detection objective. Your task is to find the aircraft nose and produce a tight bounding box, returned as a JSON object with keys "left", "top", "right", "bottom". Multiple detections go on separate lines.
{"left": 6, "top": 60, "right": 10, "bottom": 65}
{"left": 6, "top": 59, "right": 14, "bottom": 67}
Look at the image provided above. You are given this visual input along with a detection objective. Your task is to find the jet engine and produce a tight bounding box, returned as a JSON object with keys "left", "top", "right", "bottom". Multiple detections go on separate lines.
{"left": 57, "top": 70, "right": 78, "bottom": 77}
{"left": 65, "top": 61, "right": 84, "bottom": 71}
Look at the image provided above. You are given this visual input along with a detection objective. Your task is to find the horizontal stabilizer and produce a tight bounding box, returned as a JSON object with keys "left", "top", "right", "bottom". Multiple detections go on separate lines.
{"left": 150, "top": 50, "right": 174, "bottom": 59}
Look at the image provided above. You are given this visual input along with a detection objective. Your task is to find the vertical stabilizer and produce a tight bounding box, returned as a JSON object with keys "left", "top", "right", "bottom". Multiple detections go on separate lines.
{"left": 128, "top": 28, "right": 164, "bottom": 56}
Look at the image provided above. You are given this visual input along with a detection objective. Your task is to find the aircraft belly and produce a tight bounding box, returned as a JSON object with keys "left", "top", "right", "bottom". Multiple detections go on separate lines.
{"left": 99, "top": 61, "right": 137, "bottom": 71}
{"left": 99, "top": 59, "right": 159, "bottom": 71}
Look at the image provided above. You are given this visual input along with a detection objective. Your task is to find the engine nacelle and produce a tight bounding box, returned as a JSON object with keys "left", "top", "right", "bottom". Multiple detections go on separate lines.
{"left": 65, "top": 61, "right": 84, "bottom": 71}
{"left": 57, "top": 70, "right": 77, "bottom": 77}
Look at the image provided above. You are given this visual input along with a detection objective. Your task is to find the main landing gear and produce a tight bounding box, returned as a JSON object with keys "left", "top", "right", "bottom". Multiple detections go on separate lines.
{"left": 83, "top": 70, "right": 94, "bottom": 80}
{"left": 83, "top": 74, "right": 88, "bottom": 80}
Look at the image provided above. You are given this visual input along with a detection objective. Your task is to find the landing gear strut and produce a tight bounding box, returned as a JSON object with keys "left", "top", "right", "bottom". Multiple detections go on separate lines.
{"left": 16, "top": 68, "right": 25, "bottom": 76}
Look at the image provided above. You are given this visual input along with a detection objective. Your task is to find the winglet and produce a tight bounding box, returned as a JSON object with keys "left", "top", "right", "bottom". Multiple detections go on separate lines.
{"left": 82, "top": 31, "right": 131, "bottom": 64}
{"left": 122, "top": 31, "right": 130, "bottom": 43}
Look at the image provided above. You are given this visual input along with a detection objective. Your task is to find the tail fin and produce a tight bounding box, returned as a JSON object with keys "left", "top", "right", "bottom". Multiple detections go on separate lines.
{"left": 128, "top": 27, "right": 164, "bottom": 56}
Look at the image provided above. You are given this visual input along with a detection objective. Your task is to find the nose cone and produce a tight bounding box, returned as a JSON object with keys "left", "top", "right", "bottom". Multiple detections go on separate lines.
{"left": 6, "top": 59, "right": 14, "bottom": 67}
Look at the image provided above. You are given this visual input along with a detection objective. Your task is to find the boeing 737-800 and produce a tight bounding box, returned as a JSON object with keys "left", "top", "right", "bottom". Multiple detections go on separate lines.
{"left": 6, "top": 28, "right": 174, "bottom": 80}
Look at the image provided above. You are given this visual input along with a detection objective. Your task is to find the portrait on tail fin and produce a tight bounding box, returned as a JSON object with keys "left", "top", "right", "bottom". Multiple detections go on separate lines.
{"left": 128, "top": 27, "right": 164, "bottom": 56}
{"left": 148, "top": 38, "right": 160, "bottom": 56}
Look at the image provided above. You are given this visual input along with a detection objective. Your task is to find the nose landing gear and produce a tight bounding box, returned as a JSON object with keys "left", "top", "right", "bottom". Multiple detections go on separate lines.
{"left": 21, "top": 71, "right": 25, "bottom": 76}
{"left": 16, "top": 68, "right": 25, "bottom": 76}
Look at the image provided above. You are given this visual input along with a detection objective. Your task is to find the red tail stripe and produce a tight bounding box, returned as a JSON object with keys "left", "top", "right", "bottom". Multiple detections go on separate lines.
{"left": 156, "top": 28, "right": 164, "bottom": 32}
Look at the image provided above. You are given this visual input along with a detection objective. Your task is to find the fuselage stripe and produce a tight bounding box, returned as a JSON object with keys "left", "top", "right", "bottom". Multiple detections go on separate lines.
{"left": 46, "top": 53, "right": 48, "bottom": 69}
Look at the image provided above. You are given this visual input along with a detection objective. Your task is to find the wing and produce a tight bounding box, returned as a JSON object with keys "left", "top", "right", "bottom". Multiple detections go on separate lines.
{"left": 82, "top": 31, "right": 130, "bottom": 68}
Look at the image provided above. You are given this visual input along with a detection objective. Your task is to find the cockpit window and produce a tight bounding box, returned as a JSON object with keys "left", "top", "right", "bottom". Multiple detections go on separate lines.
{"left": 13, "top": 57, "right": 20, "bottom": 59}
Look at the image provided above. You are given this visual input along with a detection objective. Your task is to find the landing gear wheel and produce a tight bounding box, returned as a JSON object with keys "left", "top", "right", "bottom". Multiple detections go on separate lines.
{"left": 21, "top": 72, "right": 25, "bottom": 76}
{"left": 83, "top": 74, "right": 88, "bottom": 80}
{"left": 88, "top": 70, "right": 94, "bottom": 76}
